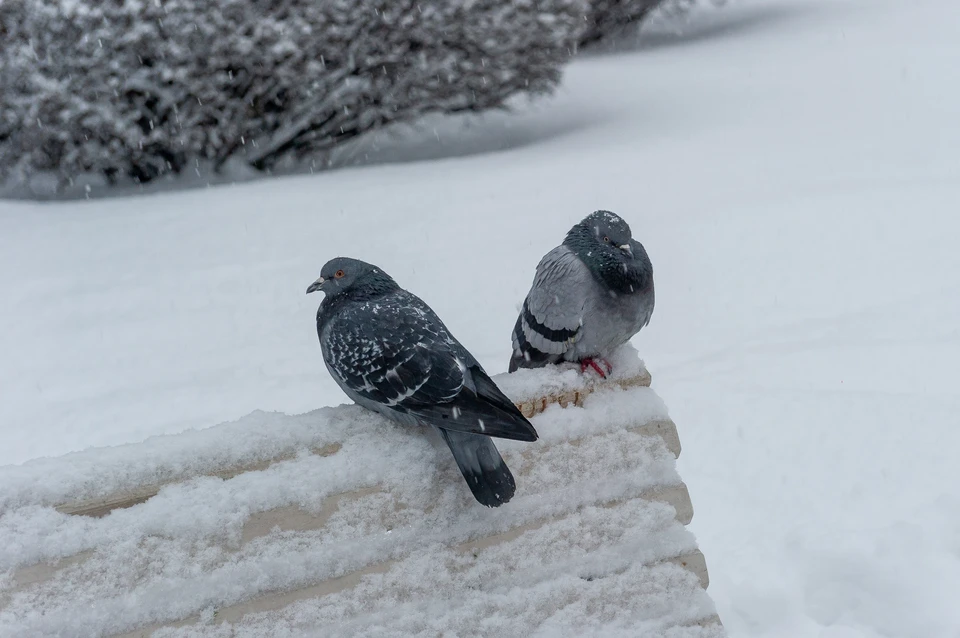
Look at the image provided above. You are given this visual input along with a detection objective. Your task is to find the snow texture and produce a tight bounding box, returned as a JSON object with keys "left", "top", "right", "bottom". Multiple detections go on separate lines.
{"left": 0, "top": 370, "right": 710, "bottom": 636}
{"left": 0, "top": 0, "right": 587, "bottom": 194}
{"left": 0, "top": 345, "right": 654, "bottom": 514}
{"left": 2, "top": 0, "right": 960, "bottom": 635}
{"left": 498, "top": 343, "right": 650, "bottom": 404}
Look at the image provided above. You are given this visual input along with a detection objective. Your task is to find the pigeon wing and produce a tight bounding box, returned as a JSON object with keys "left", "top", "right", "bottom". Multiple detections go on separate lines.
{"left": 630, "top": 237, "right": 655, "bottom": 330}
{"left": 515, "top": 245, "right": 590, "bottom": 358}
{"left": 323, "top": 298, "right": 461, "bottom": 407}
{"left": 324, "top": 295, "right": 536, "bottom": 441}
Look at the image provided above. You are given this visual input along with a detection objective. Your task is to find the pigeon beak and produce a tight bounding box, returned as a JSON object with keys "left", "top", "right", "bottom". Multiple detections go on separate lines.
{"left": 619, "top": 244, "right": 633, "bottom": 258}
{"left": 306, "top": 276, "right": 325, "bottom": 294}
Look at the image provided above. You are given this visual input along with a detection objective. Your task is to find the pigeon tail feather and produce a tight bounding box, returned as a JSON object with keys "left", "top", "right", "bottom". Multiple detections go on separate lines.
{"left": 467, "top": 365, "right": 539, "bottom": 441}
{"left": 408, "top": 364, "right": 538, "bottom": 442}
{"left": 438, "top": 428, "right": 516, "bottom": 507}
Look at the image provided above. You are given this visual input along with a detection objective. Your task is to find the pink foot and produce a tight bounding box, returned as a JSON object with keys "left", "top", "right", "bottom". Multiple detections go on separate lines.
{"left": 580, "top": 357, "right": 613, "bottom": 379}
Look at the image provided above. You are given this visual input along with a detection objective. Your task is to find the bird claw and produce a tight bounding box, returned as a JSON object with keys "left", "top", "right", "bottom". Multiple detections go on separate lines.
{"left": 580, "top": 357, "right": 613, "bottom": 379}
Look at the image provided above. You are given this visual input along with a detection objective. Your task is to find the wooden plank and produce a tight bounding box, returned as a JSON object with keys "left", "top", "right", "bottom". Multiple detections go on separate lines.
{"left": 459, "top": 483, "right": 694, "bottom": 556}
{"left": 666, "top": 548, "right": 711, "bottom": 590}
{"left": 514, "top": 370, "right": 652, "bottom": 418}
{"left": 629, "top": 417, "right": 681, "bottom": 458}
{"left": 117, "top": 548, "right": 715, "bottom": 638}
{"left": 55, "top": 442, "right": 342, "bottom": 517}
{"left": 30, "top": 370, "right": 720, "bottom": 637}
{"left": 14, "top": 481, "right": 693, "bottom": 601}
{"left": 240, "top": 486, "right": 381, "bottom": 544}
{"left": 56, "top": 373, "right": 656, "bottom": 519}
{"left": 124, "top": 549, "right": 708, "bottom": 636}
{"left": 56, "top": 415, "right": 678, "bottom": 521}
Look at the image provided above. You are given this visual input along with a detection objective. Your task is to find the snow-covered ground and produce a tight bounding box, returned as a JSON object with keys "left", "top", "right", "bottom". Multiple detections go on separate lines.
{"left": 2, "top": 0, "right": 959, "bottom": 635}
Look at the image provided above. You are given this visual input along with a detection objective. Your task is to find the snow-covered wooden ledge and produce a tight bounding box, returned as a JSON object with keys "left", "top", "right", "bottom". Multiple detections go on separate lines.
{"left": 0, "top": 346, "right": 723, "bottom": 637}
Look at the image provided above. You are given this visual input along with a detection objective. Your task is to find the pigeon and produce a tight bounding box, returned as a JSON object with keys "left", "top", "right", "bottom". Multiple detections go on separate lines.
{"left": 308, "top": 257, "right": 538, "bottom": 507}
{"left": 509, "top": 210, "right": 654, "bottom": 377}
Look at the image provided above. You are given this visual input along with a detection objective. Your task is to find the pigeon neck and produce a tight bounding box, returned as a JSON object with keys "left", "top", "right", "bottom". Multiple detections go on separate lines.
{"left": 316, "top": 271, "right": 400, "bottom": 330}
{"left": 563, "top": 226, "right": 650, "bottom": 295}
{"left": 349, "top": 271, "right": 401, "bottom": 300}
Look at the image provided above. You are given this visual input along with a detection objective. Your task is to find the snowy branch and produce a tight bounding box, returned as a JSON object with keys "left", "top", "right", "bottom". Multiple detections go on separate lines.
{"left": 0, "top": 0, "right": 588, "bottom": 191}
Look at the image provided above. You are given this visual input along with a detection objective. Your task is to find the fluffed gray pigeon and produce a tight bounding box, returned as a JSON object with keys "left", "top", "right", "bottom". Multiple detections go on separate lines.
{"left": 509, "top": 210, "right": 654, "bottom": 377}
{"left": 308, "top": 257, "right": 538, "bottom": 507}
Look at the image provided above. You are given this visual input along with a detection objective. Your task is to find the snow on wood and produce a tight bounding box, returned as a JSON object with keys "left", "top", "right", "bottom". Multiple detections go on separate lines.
{"left": 0, "top": 346, "right": 722, "bottom": 637}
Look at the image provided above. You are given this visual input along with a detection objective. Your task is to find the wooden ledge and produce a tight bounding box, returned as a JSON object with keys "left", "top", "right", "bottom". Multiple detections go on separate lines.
{"left": 56, "top": 372, "right": 655, "bottom": 519}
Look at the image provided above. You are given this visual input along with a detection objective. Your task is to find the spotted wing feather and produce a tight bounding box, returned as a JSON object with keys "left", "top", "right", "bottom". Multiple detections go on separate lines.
{"left": 323, "top": 293, "right": 536, "bottom": 442}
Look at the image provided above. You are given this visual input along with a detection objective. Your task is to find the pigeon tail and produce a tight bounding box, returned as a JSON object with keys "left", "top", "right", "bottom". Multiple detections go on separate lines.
{"left": 438, "top": 428, "right": 516, "bottom": 507}
{"left": 410, "top": 364, "right": 539, "bottom": 442}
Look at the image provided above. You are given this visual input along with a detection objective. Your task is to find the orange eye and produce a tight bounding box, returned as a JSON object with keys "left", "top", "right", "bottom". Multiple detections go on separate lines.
{"left": 603, "top": 236, "right": 610, "bottom": 242}
{"left": 334, "top": 269, "right": 345, "bottom": 278}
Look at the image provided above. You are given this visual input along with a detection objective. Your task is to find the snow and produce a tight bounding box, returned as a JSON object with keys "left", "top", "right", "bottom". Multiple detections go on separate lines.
{"left": 0, "top": 377, "right": 703, "bottom": 636}
{"left": 0, "top": 362, "right": 663, "bottom": 516}
{"left": 2, "top": 0, "right": 960, "bottom": 635}
{"left": 497, "top": 342, "right": 649, "bottom": 404}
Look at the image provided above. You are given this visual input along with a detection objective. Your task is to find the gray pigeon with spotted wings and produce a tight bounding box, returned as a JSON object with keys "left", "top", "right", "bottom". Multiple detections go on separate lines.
{"left": 509, "top": 210, "right": 654, "bottom": 377}
{"left": 308, "top": 258, "right": 538, "bottom": 507}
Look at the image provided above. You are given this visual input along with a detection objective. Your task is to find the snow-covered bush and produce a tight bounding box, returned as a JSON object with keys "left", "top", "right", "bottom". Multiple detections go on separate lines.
{"left": 0, "top": 0, "right": 587, "bottom": 191}
{"left": 580, "top": 0, "right": 701, "bottom": 47}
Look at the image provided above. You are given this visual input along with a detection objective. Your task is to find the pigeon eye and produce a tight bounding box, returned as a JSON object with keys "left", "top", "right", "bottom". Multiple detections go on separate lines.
{"left": 603, "top": 236, "right": 610, "bottom": 243}
{"left": 334, "top": 269, "right": 345, "bottom": 279}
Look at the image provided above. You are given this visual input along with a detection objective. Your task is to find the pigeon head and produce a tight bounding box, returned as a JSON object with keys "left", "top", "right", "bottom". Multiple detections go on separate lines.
{"left": 567, "top": 210, "right": 635, "bottom": 257}
{"left": 563, "top": 210, "right": 650, "bottom": 293}
{"left": 306, "top": 257, "right": 398, "bottom": 299}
